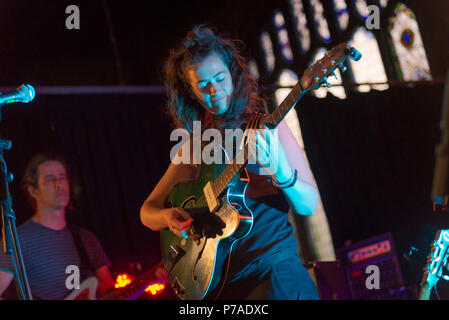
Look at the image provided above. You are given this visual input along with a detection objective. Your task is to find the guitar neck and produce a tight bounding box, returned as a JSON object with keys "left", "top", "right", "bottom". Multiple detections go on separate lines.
{"left": 265, "top": 80, "right": 307, "bottom": 128}
{"left": 211, "top": 81, "right": 307, "bottom": 198}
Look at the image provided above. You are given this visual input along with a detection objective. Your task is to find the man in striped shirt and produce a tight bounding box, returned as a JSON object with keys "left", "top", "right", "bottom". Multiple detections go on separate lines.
{"left": 0, "top": 153, "right": 114, "bottom": 299}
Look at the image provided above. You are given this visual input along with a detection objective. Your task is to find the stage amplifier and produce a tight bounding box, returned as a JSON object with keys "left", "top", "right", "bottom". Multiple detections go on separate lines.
{"left": 336, "top": 233, "right": 411, "bottom": 300}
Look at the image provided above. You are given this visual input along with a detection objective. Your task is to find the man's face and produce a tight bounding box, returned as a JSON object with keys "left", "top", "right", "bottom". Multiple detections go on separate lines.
{"left": 29, "top": 160, "right": 70, "bottom": 211}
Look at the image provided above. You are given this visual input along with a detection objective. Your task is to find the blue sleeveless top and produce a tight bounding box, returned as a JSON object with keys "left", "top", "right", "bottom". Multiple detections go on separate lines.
{"left": 227, "top": 168, "right": 299, "bottom": 278}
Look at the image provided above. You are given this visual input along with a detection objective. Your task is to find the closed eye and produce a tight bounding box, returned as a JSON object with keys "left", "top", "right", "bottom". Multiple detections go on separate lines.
{"left": 196, "top": 72, "right": 226, "bottom": 89}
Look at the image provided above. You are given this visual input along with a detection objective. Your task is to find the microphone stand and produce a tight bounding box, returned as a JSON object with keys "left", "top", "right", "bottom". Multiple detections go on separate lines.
{"left": 0, "top": 103, "right": 32, "bottom": 300}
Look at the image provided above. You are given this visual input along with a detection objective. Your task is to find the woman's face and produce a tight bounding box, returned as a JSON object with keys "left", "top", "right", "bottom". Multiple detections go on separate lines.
{"left": 186, "top": 52, "right": 233, "bottom": 115}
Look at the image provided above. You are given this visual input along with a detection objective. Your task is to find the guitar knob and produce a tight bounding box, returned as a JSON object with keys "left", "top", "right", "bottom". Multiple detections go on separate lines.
{"left": 339, "top": 63, "right": 347, "bottom": 73}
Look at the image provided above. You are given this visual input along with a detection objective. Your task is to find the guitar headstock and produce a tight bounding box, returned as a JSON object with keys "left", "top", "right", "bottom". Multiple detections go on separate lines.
{"left": 262, "top": 42, "right": 362, "bottom": 130}
{"left": 422, "top": 229, "right": 449, "bottom": 290}
{"left": 300, "top": 43, "right": 361, "bottom": 92}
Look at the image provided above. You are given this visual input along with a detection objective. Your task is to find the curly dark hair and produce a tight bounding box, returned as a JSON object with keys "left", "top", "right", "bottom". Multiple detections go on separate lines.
{"left": 163, "top": 25, "right": 264, "bottom": 133}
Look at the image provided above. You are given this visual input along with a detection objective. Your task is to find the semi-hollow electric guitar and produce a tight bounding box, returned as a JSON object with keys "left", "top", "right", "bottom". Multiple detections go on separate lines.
{"left": 161, "top": 43, "right": 362, "bottom": 300}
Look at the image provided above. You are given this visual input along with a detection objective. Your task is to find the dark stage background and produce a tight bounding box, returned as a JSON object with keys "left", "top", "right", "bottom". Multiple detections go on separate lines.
{"left": 1, "top": 82, "right": 448, "bottom": 291}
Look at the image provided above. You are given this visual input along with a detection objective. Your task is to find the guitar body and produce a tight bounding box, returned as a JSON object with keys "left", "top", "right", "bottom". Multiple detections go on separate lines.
{"left": 161, "top": 163, "right": 253, "bottom": 300}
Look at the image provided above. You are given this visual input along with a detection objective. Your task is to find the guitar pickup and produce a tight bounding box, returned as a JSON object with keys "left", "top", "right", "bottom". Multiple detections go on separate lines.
{"left": 165, "top": 244, "right": 185, "bottom": 274}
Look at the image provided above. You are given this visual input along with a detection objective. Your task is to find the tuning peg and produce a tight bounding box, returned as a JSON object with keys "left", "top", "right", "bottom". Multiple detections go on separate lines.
{"left": 339, "top": 63, "right": 347, "bottom": 73}
{"left": 349, "top": 47, "right": 362, "bottom": 61}
{"left": 319, "top": 76, "right": 331, "bottom": 88}
{"left": 331, "top": 71, "right": 338, "bottom": 80}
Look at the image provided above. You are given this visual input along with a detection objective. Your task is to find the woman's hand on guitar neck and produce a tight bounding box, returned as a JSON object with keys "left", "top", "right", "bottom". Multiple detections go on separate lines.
{"left": 164, "top": 207, "right": 194, "bottom": 239}
{"left": 249, "top": 124, "right": 293, "bottom": 184}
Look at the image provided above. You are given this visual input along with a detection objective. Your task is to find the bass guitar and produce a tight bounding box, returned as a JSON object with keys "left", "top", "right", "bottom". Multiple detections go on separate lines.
{"left": 161, "top": 43, "right": 362, "bottom": 300}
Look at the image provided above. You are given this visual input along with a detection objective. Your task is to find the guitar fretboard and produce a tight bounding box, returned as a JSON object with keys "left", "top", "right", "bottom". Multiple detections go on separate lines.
{"left": 267, "top": 81, "right": 305, "bottom": 128}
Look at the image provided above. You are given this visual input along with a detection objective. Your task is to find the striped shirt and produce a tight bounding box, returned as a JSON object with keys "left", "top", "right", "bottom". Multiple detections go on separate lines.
{"left": 0, "top": 219, "right": 111, "bottom": 300}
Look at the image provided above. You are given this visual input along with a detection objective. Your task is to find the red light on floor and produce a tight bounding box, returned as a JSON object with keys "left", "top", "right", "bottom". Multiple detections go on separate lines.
{"left": 351, "top": 270, "right": 363, "bottom": 278}
{"left": 114, "top": 273, "right": 134, "bottom": 289}
{"left": 145, "top": 283, "right": 165, "bottom": 295}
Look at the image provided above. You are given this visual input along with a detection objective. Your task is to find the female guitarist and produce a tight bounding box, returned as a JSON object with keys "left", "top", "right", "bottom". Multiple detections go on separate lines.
{"left": 140, "top": 25, "right": 319, "bottom": 300}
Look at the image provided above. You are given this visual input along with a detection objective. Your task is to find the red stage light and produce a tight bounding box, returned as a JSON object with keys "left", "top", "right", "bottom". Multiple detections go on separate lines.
{"left": 351, "top": 269, "right": 363, "bottom": 278}
{"left": 145, "top": 283, "right": 165, "bottom": 295}
{"left": 114, "top": 273, "right": 134, "bottom": 289}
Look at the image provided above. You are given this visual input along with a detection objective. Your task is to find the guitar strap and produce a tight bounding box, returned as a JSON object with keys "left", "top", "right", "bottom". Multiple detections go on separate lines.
{"left": 67, "top": 224, "right": 95, "bottom": 277}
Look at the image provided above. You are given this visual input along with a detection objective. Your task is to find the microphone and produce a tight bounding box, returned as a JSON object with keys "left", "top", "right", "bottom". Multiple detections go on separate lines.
{"left": 0, "top": 84, "right": 35, "bottom": 105}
